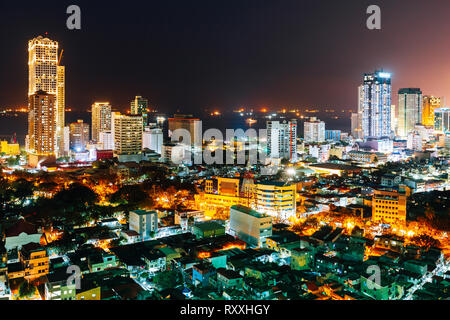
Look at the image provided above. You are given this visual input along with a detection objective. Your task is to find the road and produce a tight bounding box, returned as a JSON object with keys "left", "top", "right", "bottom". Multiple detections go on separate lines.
{"left": 404, "top": 258, "right": 449, "bottom": 300}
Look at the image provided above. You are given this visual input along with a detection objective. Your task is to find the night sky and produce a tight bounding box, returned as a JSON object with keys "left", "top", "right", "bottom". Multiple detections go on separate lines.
{"left": 1, "top": 0, "right": 450, "bottom": 113}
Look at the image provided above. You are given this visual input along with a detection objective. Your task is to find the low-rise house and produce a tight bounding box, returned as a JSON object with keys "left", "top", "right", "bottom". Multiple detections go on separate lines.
{"left": 192, "top": 263, "right": 216, "bottom": 287}
{"left": 216, "top": 268, "right": 244, "bottom": 291}
{"left": 45, "top": 268, "right": 77, "bottom": 300}
{"left": 142, "top": 250, "right": 166, "bottom": 272}
{"left": 4, "top": 219, "right": 43, "bottom": 252}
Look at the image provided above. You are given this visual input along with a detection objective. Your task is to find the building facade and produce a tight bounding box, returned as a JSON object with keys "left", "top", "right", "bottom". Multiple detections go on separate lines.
{"left": 304, "top": 117, "right": 325, "bottom": 143}
{"left": 229, "top": 205, "right": 272, "bottom": 248}
{"left": 69, "top": 119, "right": 90, "bottom": 152}
{"left": 28, "top": 91, "right": 56, "bottom": 156}
{"left": 256, "top": 181, "right": 296, "bottom": 220}
{"left": 358, "top": 71, "right": 392, "bottom": 139}
{"left": 91, "top": 102, "right": 112, "bottom": 143}
{"left": 372, "top": 189, "right": 407, "bottom": 225}
{"left": 112, "top": 112, "right": 143, "bottom": 160}
{"left": 267, "top": 119, "right": 297, "bottom": 161}
{"left": 422, "top": 96, "right": 442, "bottom": 127}
{"left": 434, "top": 108, "right": 450, "bottom": 133}
{"left": 397, "top": 88, "right": 423, "bottom": 137}
{"left": 130, "top": 96, "right": 149, "bottom": 125}
{"left": 129, "top": 210, "right": 158, "bottom": 239}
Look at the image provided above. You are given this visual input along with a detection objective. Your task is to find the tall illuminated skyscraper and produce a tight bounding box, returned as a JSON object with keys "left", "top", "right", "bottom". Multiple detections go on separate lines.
{"left": 56, "top": 65, "right": 65, "bottom": 155}
{"left": 91, "top": 102, "right": 112, "bottom": 142}
{"left": 358, "top": 71, "right": 392, "bottom": 139}
{"left": 28, "top": 91, "right": 56, "bottom": 156}
{"left": 397, "top": 88, "right": 423, "bottom": 137}
{"left": 130, "top": 96, "right": 149, "bottom": 125}
{"left": 422, "top": 96, "right": 442, "bottom": 127}
{"left": 28, "top": 36, "right": 65, "bottom": 156}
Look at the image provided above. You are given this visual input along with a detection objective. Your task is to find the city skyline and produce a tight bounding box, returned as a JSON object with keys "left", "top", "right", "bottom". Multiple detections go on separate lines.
{"left": 2, "top": 1, "right": 450, "bottom": 113}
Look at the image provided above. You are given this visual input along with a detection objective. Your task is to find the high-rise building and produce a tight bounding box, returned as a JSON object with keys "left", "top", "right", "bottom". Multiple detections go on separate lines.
{"left": 130, "top": 96, "right": 149, "bottom": 125}
{"left": 422, "top": 96, "right": 442, "bottom": 127}
{"left": 434, "top": 108, "right": 450, "bottom": 133}
{"left": 266, "top": 119, "right": 297, "bottom": 161}
{"left": 28, "top": 36, "right": 65, "bottom": 157}
{"left": 91, "top": 102, "right": 112, "bottom": 143}
{"left": 112, "top": 112, "right": 143, "bottom": 160}
{"left": 358, "top": 71, "right": 392, "bottom": 139}
{"left": 397, "top": 88, "right": 423, "bottom": 137}
{"left": 168, "top": 114, "right": 202, "bottom": 147}
{"left": 391, "top": 105, "right": 397, "bottom": 135}
{"left": 56, "top": 66, "right": 65, "bottom": 156}
{"left": 143, "top": 127, "right": 163, "bottom": 154}
{"left": 28, "top": 36, "right": 58, "bottom": 97}
{"left": 99, "top": 131, "right": 113, "bottom": 150}
{"left": 28, "top": 91, "right": 56, "bottom": 156}
{"left": 351, "top": 113, "right": 363, "bottom": 139}
{"left": 304, "top": 117, "right": 325, "bottom": 143}
{"left": 69, "top": 120, "right": 90, "bottom": 152}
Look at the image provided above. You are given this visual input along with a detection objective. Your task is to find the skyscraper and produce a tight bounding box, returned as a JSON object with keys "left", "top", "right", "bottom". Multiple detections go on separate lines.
{"left": 434, "top": 108, "right": 450, "bottom": 133}
{"left": 266, "top": 119, "right": 297, "bottom": 162}
{"left": 422, "top": 96, "right": 442, "bottom": 127}
{"left": 28, "top": 36, "right": 65, "bottom": 156}
{"left": 91, "top": 102, "right": 112, "bottom": 143}
{"left": 130, "top": 96, "right": 149, "bottom": 125}
{"left": 304, "top": 117, "right": 325, "bottom": 143}
{"left": 397, "top": 88, "right": 423, "bottom": 137}
{"left": 28, "top": 91, "right": 56, "bottom": 156}
{"left": 358, "top": 71, "right": 392, "bottom": 139}
{"left": 351, "top": 113, "right": 363, "bottom": 139}
{"left": 69, "top": 120, "right": 90, "bottom": 152}
{"left": 56, "top": 65, "right": 65, "bottom": 156}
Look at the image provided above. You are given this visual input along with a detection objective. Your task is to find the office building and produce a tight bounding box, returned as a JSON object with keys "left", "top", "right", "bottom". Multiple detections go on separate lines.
{"left": 91, "top": 102, "right": 112, "bottom": 143}
{"left": 422, "top": 96, "right": 442, "bottom": 127}
{"left": 112, "top": 112, "right": 143, "bottom": 161}
{"left": 99, "top": 131, "right": 113, "bottom": 150}
{"left": 229, "top": 205, "right": 272, "bottom": 248}
{"left": 143, "top": 126, "right": 163, "bottom": 154}
{"left": 351, "top": 113, "right": 363, "bottom": 139}
{"left": 130, "top": 96, "right": 149, "bottom": 125}
{"left": 168, "top": 114, "right": 202, "bottom": 148}
{"left": 434, "top": 108, "right": 450, "bottom": 133}
{"left": 358, "top": 71, "right": 392, "bottom": 139}
{"left": 69, "top": 120, "right": 90, "bottom": 152}
{"left": 325, "top": 130, "right": 341, "bottom": 141}
{"left": 129, "top": 209, "right": 158, "bottom": 239}
{"left": 372, "top": 189, "right": 407, "bottom": 225}
{"left": 397, "top": 88, "right": 423, "bottom": 137}
{"left": 267, "top": 119, "right": 297, "bottom": 161}
{"left": 27, "top": 91, "right": 56, "bottom": 156}
{"left": 256, "top": 181, "right": 296, "bottom": 220}
{"left": 304, "top": 117, "right": 325, "bottom": 143}
{"left": 28, "top": 36, "right": 65, "bottom": 157}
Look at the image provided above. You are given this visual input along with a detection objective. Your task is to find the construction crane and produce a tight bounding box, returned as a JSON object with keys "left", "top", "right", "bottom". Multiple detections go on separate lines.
{"left": 58, "top": 49, "right": 64, "bottom": 65}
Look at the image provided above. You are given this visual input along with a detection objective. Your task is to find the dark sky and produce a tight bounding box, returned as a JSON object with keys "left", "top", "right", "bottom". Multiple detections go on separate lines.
{"left": 1, "top": 0, "right": 450, "bottom": 113}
